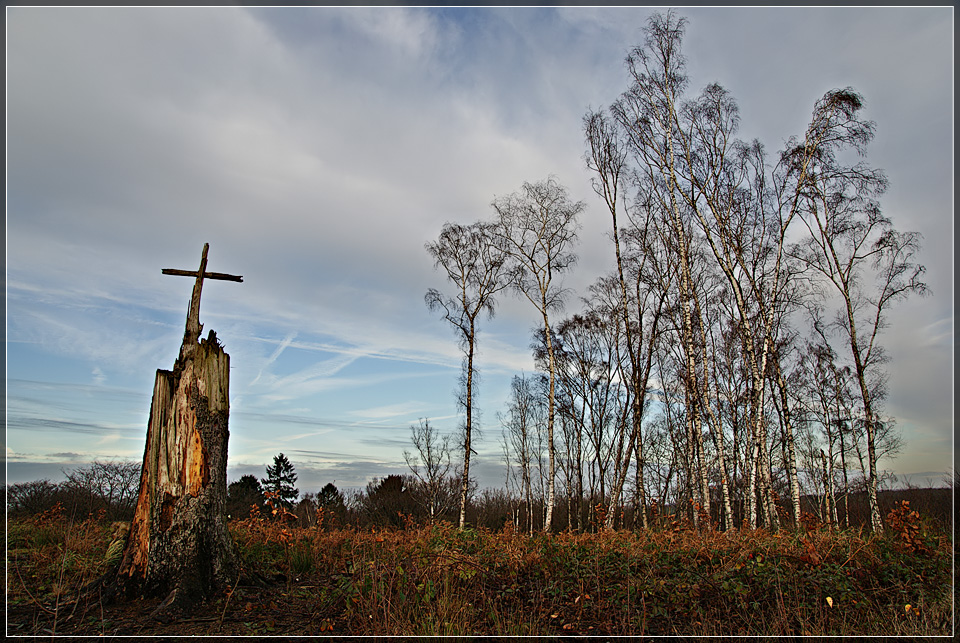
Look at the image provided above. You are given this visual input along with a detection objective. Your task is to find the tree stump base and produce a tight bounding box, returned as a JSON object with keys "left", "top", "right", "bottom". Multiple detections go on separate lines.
{"left": 111, "top": 332, "right": 238, "bottom": 614}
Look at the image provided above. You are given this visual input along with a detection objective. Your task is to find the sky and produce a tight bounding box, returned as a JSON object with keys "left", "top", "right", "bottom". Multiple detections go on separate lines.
{"left": 5, "top": 6, "right": 954, "bottom": 495}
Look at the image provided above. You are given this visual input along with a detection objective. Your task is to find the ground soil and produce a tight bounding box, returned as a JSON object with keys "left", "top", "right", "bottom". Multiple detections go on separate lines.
{"left": 7, "top": 577, "right": 350, "bottom": 637}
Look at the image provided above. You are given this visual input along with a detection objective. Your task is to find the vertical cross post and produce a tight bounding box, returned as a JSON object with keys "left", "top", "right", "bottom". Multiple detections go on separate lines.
{"left": 184, "top": 243, "right": 209, "bottom": 349}
{"left": 162, "top": 243, "right": 242, "bottom": 360}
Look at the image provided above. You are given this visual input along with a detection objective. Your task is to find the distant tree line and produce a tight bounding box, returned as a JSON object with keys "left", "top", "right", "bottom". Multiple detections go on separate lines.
{"left": 6, "top": 453, "right": 952, "bottom": 534}
{"left": 219, "top": 449, "right": 951, "bottom": 534}
{"left": 5, "top": 460, "right": 140, "bottom": 521}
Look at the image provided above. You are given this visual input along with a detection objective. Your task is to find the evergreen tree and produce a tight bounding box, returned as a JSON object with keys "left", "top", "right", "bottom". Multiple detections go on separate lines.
{"left": 226, "top": 474, "right": 265, "bottom": 517}
{"left": 261, "top": 453, "right": 299, "bottom": 508}
{"left": 317, "top": 482, "right": 345, "bottom": 510}
{"left": 317, "top": 482, "right": 347, "bottom": 526}
{"left": 363, "top": 475, "right": 417, "bottom": 527}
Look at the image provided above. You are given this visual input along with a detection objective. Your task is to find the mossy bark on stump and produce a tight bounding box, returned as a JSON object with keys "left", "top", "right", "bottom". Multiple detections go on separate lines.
{"left": 115, "top": 332, "right": 237, "bottom": 610}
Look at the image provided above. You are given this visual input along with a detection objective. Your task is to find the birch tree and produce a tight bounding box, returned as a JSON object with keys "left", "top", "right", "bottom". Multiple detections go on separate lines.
{"left": 785, "top": 88, "right": 928, "bottom": 531}
{"left": 607, "top": 12, "right": 725, "bottom": 527}
{"left": 493, "top": 177, "right": 583, "bottom": 531}
{"left": 404, "top": 418, "right": 456, "bottom": 520}
{"left": 584, "top": 111, "right": 670, "bottom": 529}
{"left": 500, "top": 374, "right": 548, "bottom": 533}
{"left": 426, "top": 221, "right": 509, "bottom": 529}
{"left": 550, "top": 305, "right": 629, "bottom": 529}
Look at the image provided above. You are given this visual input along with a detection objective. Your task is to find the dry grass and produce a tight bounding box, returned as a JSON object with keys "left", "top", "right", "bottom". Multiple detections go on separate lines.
{"left": 228, "top": 505, "right": 953, "bottom": 636}
{"left": 6, "top": 498, "right": 954, "bottom": 636}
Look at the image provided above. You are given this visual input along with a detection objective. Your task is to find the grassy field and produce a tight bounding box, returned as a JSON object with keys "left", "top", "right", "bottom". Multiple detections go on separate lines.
{"left": 5, "top": 499, "right": 955, "bottom": 636}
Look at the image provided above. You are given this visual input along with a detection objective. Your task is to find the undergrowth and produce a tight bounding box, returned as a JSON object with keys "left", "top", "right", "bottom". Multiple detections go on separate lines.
{"left": 227, "top": 501, "right": 953, "bottom": 636}
{"left": 7, "top": 500, "right": 954, "bottom": 636}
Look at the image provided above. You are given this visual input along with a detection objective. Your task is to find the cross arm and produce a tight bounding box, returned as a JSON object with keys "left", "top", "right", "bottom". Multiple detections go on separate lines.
{"left": 162, "top": 269, "right": 244, "bottom": 282}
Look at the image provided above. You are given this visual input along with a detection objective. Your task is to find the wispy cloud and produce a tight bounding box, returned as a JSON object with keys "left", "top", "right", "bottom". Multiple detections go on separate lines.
{"left": 348, "top": 401, "right": 428, "bottom": 422}
{"left": 6, "top": 417, "right": 141, "bottom": 436}
{"left": 247, "top": 353, "right": 361, "bottom": 403}
{"left": 918, "top": 316, "right": 953, "bottom": 348}
{"left": 250, "top": 331, "right": 297, "bottom": 386}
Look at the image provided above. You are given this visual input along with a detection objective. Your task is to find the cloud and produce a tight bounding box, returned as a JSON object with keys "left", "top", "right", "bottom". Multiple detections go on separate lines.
{"left": 278, "top": 460, "right": 410, "bottom": 492}
{"left": 6, "top": 417, "right": 140, "bottom": 437}
{"left": 7, "top": 278, "right": 181, "bottom": 376}
{"left": 348, "top": 402, "right": 430, "bottom": 421}
{"left": 918, "top": 317, "right": 953, "bottom": 348}
{"left": 262, "top": 332, "right": 297, "bottom": 364}
{"left": 6, "top": 462, "right": 88, "bottom": 484}
{"left": 286, "top": 449, "right": 370, "bottom": 462}
{"left": 6, "top": 6, "right": 588, "bottom": 384}
{"left": 336, "top": 7, "right": 444, "bottom": 61}
{"left": 5, "top": 7, "right": 952, "bottom": 487}
{"left": 48, "top": 452, "right": 84, "bottom": 460}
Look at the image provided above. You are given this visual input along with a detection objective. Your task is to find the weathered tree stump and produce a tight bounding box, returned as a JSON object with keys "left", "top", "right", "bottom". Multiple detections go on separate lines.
{"left": 111, "top": 244, "right": 242, "bottom": 615}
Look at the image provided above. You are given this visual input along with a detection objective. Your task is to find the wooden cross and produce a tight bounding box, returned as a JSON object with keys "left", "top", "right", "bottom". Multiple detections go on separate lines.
{"left": 162, "top": 243, "right": 242, "bottom": 358}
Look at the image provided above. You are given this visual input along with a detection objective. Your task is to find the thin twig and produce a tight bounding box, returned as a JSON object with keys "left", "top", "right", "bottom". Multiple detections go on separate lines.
{"left": 839, "top": 539, "right": 870, "bottom": 569}
{"left": 13, "top": 556, "right": 56, "bottom": 615}
{"left": 215, "top": 572, "right": 243, "bottom": 633}
{"left": 100, "top": 587, "right": 107, "bottom": 636}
